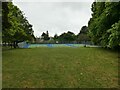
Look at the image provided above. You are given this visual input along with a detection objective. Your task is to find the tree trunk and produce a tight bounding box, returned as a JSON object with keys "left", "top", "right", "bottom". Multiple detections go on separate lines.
{"left": 13, "top": 41, "right": 16, "bottom": 48}
{"left": 84, "top": 41, "right": 86, "bottom": 47}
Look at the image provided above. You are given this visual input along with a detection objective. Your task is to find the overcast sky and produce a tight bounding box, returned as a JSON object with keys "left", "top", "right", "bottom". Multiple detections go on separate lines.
{"left": 13, "top": 0, "right": 94, "bottom": 37}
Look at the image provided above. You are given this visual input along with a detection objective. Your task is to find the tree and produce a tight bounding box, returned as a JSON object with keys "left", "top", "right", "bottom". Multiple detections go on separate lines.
{"left": 107, "top": 20, "right": 120, "bottom": 48}
{"left": 41, "top": 31, "right": 50, "bottom": 41}
{"left": 88, "top": 2, "right": 120, "bottom": 49}
{"left": 58, "top": 31, "right": 76, "bottom": 43}
{"left": 53, "top": 34, "right": 58, "bottom": 40}
{"left": 79, "top": 26, "right": 88, "bottom": 34}
{"left": 77, "top": 26, "right": 90, "bottom": 43}
{"left": 2, "top": 2, "right": 35, "bottom": 48}
{"left": 2, "top": 2, "right": 11, "bottom": 45}
{"left": 53, "top": 34, "right": 59, "bottom": 43}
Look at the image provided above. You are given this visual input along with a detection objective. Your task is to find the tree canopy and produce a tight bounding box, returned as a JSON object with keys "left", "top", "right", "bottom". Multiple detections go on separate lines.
{"left": 88, "top": 2, "right": 120, "bottom": 49}
{"left": 77, "top": 26, "right": 90, "bottom": 43}
{"left": 58, "top": 31, "right": 76, "bottom": 43}
{"left": 41, "top": 31, "right": 50, "bottom": 41}
{"left": 2, "top": 2, "right": 35, "bottom": 48}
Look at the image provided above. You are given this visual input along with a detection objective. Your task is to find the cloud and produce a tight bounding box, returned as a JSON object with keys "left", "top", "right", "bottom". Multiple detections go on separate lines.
{"left": 13, "top": 2, "right": 93, "bottom": 37}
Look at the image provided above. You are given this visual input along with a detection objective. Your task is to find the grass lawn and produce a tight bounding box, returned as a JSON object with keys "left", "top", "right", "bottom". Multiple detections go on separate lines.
{"left": 2, "top": 47, "right": 119, "bottom": 88}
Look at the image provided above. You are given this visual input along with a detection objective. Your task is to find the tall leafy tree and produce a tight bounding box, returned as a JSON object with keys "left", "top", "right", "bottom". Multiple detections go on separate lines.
{"left": 41, "top": 31, "right": 50, "bottom": 41}
{"left": 53, "top": 34, "right": 58, "bottom": 40}
{"left": 88, "top": 2, "right": 120, "bottom": 49}
{"left": 2, "top": 2, "right": 35, "bottom": 48}
{"left": 2, "top": 2, "right": 11, "bottom": 44}
{"left": 58, "top": 31, "right": 76, "bottom": 43}
{"left": 77, "top": 26, "right": 90, "bottom": 43}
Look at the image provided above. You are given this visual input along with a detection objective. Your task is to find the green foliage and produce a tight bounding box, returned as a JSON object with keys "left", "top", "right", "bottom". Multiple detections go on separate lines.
{"left": 77, "top": 26, "right": 90, "bottom": 43}
{"left": 107, "top": 20, "right": 120, "bottom": 48}
{"left": 88, "top": 2, "right": 120, "bottom": 48}
{"left": 2, "top": 2, "right": 35, "bottom": 44}
{"left": 41, "top": 31, "right": 50, "bottom": 41}
{"left": 53, "top": 34, "right": 58, "bottom": 40}
{"left": 58, "top": 31, "right": 76, "bottom": 43}
{"left": 2, "top": 2, "right": 10, "bottom": 30}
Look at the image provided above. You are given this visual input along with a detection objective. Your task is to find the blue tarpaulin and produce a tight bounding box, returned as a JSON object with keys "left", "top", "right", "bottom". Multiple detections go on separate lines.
{"left": 18, "top": 41, "right": 29, "bottom": 48}
{"left": 47, "top": 44, "right": 53, "bottom": 47}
